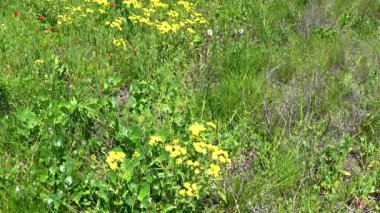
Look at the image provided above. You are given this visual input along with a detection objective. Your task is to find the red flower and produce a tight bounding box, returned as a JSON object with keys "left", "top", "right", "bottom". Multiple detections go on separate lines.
{"left": 13, "top": 10, "right": 19, "bottom": 17}
{"left": 109, "top": 2, "right": 115, "bottom": 8}
{"left": 38, "top": 16, "right": 45, "bottom": 21}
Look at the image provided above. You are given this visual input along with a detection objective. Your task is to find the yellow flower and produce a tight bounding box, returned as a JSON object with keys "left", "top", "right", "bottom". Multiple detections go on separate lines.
{"left": 191, "top": 183, "right": 198, "bottom": 190}
{"left": 123, "top": 0, "right": 142, "bottom": 8}
{"left": 132, "top": 150, "right": 140, "bottom": 159}
{"left": 86, "top": 8, "right": 94, "bottom": 13}
{"left": 179, "top": 189, "right": 186, "bottom": 196}
{"left": 90, "top": 154, "right": 97, "bottom": 161}
{"left": 165, "top": 144, "right": 173, "bottom": 152}
{"left": 177, "top": 1, "right": 193, "bottom": 11}
{"left": 156, "top": 21, "right": 173, "bottom": 34}
{"left": 194, "top": 168, "right": 200, "bottom": 174}
{"left": 206, "top": 122, "right": 217, "bottom": 129}
{"left": 180, "top": 182, "right": 199, "bottom": 197}
{"left": 193, "top": 142, "right": 207, "bottom": 154}
{"left": 93, "top": 0, "right": 110, "bottom": 6}
{"left": 106, "top": 18, "right": 124, "bottom": 31}
{"left": 188, "top": 123, "right": 206, "bottom": 136}
{"left": 113, "top": 38, "right": 127, "bottom": 48}
{"left": 151, "top": 0, "right": 168, "bottom": 8}
{"left": 176, "top": 158, "right": 184, "bottom": 165}
{"left": 34, "top": 59, "right": 44, "bottom": 65}
{"left": 106, "top": 150, "right": 126, "bottom": 170}
{"left": 167, "top": 10, "right": 179, "bottom": 18}
{"left": 187, "top": 28, "right": 195, "bottom": 34}
{"left": 211, "top": 149, "right": 231, "bottom": 164}
{"left": 187, "top": 160, "right": 200, "bottom": 167}
{"left": 149, "top": 135, "right": 163, "bottom": 146}
{"left": 166, "top": 144, "right": 187, "bottom": 158}
{"left": 206, "top": 163, "right": 221, "bottom": 177}
{"left": 184, "top": 182, "right": 191, "bottom": 189}
{"left": 186, "top": 190, "right": 194, "bottom": 196}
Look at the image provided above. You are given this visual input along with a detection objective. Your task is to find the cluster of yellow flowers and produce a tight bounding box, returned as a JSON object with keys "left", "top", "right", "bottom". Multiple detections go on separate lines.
{"left": 57, "top": 15, "right": 73, "bottom": 25}
{"left": 123, "top": 0, "right": 208, "bottom": 34}
{"left": 105, "top": 18, "right": 125, "bottom": 31}
{"left": 147, "top": 121, "right": 231, "bottom": 198}
{"left": 186, "top": 160, "right": 201, "bottom": 174}
{"left": 148, "top": 135, "right": 164, "bottom": 146}
{"left": 206, "top": 163, "right": 221, "bottom": 177}
{"left": 34, "top": 59, "right": 45, "bottom": 65}
{"left": 188, "top": 123, "right": 206, "bottom": 136}
{"left": 90, "top": 0, "right": 110, "bottom": 7}
{"left": 106, "top": 150, "right": 126, "bottom": 170}
{"left": 132, "top": 150, "right": 140, "bottom": 159}
{"left": 165, "top": 142, "right": 187, "bottom": 163}
{"left": 179, "top": 182, "right": 199, "bottom": 197}
{"left": 113, "top": 38, "right": 127, "bottom": 48}
{"left": 58, "top": 1, "right": 109, "bottom": 25}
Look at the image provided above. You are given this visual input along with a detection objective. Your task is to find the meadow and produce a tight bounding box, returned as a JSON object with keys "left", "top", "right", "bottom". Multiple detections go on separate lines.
{"left": 0, "top": 0, "right": 379, "bottom": 212}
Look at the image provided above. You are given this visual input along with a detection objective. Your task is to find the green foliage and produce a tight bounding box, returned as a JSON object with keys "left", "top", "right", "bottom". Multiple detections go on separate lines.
{"left": 1, "top": 0, "right": 380, "bottom": 212}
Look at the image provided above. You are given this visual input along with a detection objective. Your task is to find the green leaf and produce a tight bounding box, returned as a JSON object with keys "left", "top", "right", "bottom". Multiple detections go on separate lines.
{"left": 216, "top": 185, "right": 227, "bottom": 204}
{"left": 38, "top": 170, "right": 49, "bottom": 183}
{"left": 137, "top": 183, "right": 150, "bottom": 202}
{"left": 149, "top": 152, "right": 168, "bottom": 167}
{"left": 163, "top": 205, "right": 177, "bottom": 212}
{"left": 107, "top": 172, "right": 118, "bottom": 185}
{"left": 71, "top": 191, "right": 84, "bottom": 205}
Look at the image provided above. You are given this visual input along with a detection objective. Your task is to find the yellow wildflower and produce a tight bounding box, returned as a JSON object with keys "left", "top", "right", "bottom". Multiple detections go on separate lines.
{"left": 151, "top": 0, "right": 168, "bottom": 8}
{"left": 167, "top": 10, "right": 179, "bottom": 18}
{"left": 156, "top": 21, "right": 173, "bottom": 34}
{"left": 149, "top": 135, "right": 163, "bottom": 146}
{"left": 188, "top": 123, "right": 206, "bottom": 136}
{"left": 132, "top": 150, "right": 140, "bottom": 159}
{"left": 180, "top": 182, "right": 199, "bottom": 197}
{"left": 193, "top": 142, "right": 207, "bottom": 154}
{"left": 187, "top": 28, "right": 195, "bottom": 34}
{"left": 106, "top": 18, "right": 124, "bottom": 31}
{"left": 34, "top": 59, "right": 44, "bottom": 65}
{"left": 206, "top": 122, "right": 217, "bottom": 129}
{"left": 106, "top": 150, "right": 126, "bottom": 170}
{"left": 179, "top": 189, "right": 186, "bottom": 196}
{"left": 123, "top": 0, "right": 142, "bottom": 8}
{"left": 90, "top": 154, "right": 97, "bottom": 161}
{"left": 86, "top": 8, "right": 94, "bottom": 13}
{"left": 206, "top": 163, "right": 221, "bottom": 177}
{"left": 176, "top": 158, "right": 184, "bottom": 165}
{"left": 113, "top": 38, "right": 127, "bottom": 48}
{"left": 177, "top": 1, "right": 193, "bottom": 11}
{"left": 93, "top": 0, "right": 109, "bottom": 6}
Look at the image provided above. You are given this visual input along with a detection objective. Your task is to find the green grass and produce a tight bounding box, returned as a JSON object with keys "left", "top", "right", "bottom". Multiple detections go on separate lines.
{"left": 1, "top": 0, "right": 379, "bottom": 212}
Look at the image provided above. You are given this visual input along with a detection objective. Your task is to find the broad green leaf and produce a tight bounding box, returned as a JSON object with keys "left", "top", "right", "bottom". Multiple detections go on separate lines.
{"left": 71, "top": 191, "right": 84, "bottom": 204}
{"left": 137, "top": 183, "right": 150, "bottom": 202}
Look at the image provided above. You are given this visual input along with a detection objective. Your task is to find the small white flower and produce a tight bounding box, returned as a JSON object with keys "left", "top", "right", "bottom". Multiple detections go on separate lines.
{"left": 65, "top": 176, "right": 73, "bottom": 186}
{"left": 54, "top": 139, "right": 62, "bottom": 147}
{"left": 59, "top": 165, "right": 66, "bottom": 173}
{"left": 239, "top": 28, "right": 244, "bottom": 34}
{"left": 15, "top": 186, "right": 21, "bottom": 193}
{"left": 46, "top": 198, "right": 54, "bottom": 206}
{"left": 207, "top": 29, "right": 213, "bottom": 37}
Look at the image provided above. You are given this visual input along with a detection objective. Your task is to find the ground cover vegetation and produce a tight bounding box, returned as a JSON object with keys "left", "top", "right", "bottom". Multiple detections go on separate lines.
{"left": 0, "top": 0, "right": 379, "bottom": 212}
